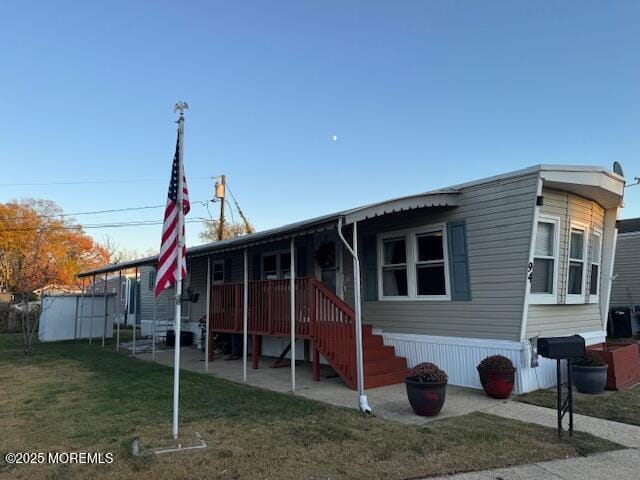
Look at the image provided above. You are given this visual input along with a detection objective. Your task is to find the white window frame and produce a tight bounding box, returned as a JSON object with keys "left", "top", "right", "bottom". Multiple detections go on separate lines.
{"left": 530, "top": 214, "right": 560, "bottom": 305}
{"left": 377, "top": 224, "right": 450, "bottom": 301}
{"left": 211, "top": 260, "right": 225, "bottom": 285}
{"left": 589, "top": 228, "right": 603, "bottom": 304}
{"left": 566, "top": 220, "right": 589, "bottom": 304}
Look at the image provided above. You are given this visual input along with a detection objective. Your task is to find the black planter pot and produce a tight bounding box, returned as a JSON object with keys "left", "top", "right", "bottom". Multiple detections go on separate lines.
{"left": 571, "top": 364, "right": 608, "bottom": 394}
{"left": 405, "top": 377, "right": 447, "bottom": 416}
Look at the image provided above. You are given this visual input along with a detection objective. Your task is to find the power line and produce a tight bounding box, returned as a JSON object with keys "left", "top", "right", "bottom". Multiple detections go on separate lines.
{"left": 0, "top": 199, "right": 211, "bottom": 221}
{"left": 0, "top": 218, "right": 209, "bottom": 232}
{"left": 0, "top": 176, "right": 213, "bottom": 187}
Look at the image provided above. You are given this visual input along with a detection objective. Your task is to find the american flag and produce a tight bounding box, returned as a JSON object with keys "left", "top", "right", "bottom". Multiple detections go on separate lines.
{"left": 154, "top": 136, "right": 190, "bottom": 297}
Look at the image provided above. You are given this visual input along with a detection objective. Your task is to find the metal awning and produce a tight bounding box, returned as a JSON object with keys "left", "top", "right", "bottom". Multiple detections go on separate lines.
{"left": 78, "top": 190, "right": 460, "bottom": 278}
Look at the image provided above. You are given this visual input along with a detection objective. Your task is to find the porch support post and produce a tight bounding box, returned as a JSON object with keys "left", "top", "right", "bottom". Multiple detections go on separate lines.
{"left": 205, "top": 254, "right": 211, "bottom": 372}
{"left": 116, "top": 270, "right": 121, "bottom": 351}
{"left": 89, "top": 274, "right": 96, "bottom": 344}
{"left": 243, "top": 248, "right": 249, "bottom": 382}
{"left": 152, "top": 292, "right": 157, "bottom": 361}
{"left": 290, "top": 237, "right": 296, "bottom": 393}
{"left": 102, "top": 271, "right": 108, "bottom": 347}
{"left": 337, "top": 217, "right": 371, "bottom": 413}
{"left": 132, "top": 266, "right": 138, "bottom": 356}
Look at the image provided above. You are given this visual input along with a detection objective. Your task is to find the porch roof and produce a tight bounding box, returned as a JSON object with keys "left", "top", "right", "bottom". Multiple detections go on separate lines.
{"left": 77, "top": 189, "right": 460, "bottom": 277}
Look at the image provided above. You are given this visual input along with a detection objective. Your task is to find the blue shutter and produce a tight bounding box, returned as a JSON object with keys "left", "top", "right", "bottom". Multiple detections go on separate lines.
{"left": 363, "top": 235, "right": 378, "bottom": 301}
{"left": 447, "top": 221, "right": 471, "bottom": 301}
{"left": 224, "top": 257, "right": 232, "bottom": 283}
{"left": 296, "top": 245, "right": 308, "bottom": 277}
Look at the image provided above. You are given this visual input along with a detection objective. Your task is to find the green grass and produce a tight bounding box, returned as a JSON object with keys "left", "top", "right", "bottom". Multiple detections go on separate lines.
{"left": 518, "top": 384, "right": 640, "bottom": 426}
{"left": 0, "top": 334, "right": 621, "bottom": 480}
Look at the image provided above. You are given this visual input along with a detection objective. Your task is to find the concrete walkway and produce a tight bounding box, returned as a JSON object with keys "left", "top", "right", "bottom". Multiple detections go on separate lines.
{"left": 430, "top": 448, "right": 640, "bottom": 480}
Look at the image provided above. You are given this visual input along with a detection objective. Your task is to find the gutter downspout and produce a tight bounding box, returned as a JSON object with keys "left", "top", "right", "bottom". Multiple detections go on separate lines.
{"left": 337, "top": 216, "right": 371, "bottom": 414}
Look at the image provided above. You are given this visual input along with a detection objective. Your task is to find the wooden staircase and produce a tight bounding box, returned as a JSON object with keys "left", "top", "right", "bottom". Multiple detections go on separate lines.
{"left": 309, "top": 279, "right": 409, "bottom": 390}
{"left": 209, "top": 277, "right": 409, "bottom": 390}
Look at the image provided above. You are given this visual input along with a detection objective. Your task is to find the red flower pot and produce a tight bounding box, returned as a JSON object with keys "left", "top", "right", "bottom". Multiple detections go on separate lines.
{"left": 405, "top": 377, "right": 447, "bottom": 416}
{"left": 477, "top": 366, "right": 516, "bottom": 399}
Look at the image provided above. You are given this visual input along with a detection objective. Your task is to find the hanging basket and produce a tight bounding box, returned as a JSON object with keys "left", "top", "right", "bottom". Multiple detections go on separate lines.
{"left": 314, "top": 242, "right": 335, "bottom": 268}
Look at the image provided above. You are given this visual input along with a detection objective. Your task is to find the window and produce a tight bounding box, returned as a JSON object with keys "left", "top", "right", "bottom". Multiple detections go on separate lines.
{"left": 589, "top": 231, "right": 602, "bottom": 301}
{"left": 567, "top": 224, "right": 587, "bottom": 303}
{"left": 262, "top": 251, "right": 291, "bottom": 280}
{"left": 378, "top": 225, "right": 449, "bottom": 300}
{"left": 148, "top": 269, "right": 157, "bottom": 290}
{"left": 530, "top": 217, "right": 559, "bottom": 301}
{"left": 211, "top": 261, "right": 224, "bottom": 284}
{"left": 381, "top": 236, "right": 408, "bottom": 296}
{"left": 415, "top": 232, "right": 446, "bottom": 296}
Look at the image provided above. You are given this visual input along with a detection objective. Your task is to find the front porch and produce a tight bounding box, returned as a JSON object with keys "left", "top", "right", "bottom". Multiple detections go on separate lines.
{"left": 137, "top": 345, "right": 504, "bottom": 424}
{"left": 207, "top": 277, "right": 409, "bottom": 390}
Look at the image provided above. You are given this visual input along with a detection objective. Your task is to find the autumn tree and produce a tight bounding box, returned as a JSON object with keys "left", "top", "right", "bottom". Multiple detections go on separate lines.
{"left": 199, "top": 219, "right": 254, "bottom": 242}
{"left": 0, "top": 199, "right": 110, "bottom": 354}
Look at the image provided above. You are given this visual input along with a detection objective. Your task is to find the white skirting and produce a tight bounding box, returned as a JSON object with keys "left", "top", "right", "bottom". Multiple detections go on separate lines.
{"left": 376, "top": 330, "right": 606, "bottom": 393}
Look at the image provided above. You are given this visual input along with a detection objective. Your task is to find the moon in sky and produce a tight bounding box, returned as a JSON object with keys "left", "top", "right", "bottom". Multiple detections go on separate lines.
{"left": 331, "top": 135, "right": 338, "bottom": 141}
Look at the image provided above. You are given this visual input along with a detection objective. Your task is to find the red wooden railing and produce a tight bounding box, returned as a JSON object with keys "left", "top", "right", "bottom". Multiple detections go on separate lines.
{"left": 210, "top": 277, "right": 357, "bottom": 388}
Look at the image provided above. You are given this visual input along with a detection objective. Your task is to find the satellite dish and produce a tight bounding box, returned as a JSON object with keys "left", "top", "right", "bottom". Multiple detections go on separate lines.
{"left": 613, "top": 161, "right": 624, "bottom": 177}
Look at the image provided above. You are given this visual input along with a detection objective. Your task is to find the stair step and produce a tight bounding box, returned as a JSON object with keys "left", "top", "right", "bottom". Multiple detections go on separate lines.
{"left": 363, "top": 346, "right": 398, "bottom": 361}
{"left": 364, "top": 358, "right": 408, "bottom": 376}
{"left": 363, "top": 335, "right": 384, "bottom": 348}
{"left": 364, "top": 369, "right": 409, "bottom": 389}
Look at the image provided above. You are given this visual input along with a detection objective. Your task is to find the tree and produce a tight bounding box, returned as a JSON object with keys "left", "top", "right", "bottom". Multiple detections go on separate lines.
{"left": 0, "top": 199, "right": 110, "bottom": 354}
{"left": 199, "top": 219, "right": 253, "bottom": 242}
{"left": 100, "top": 234, "right": 157, "bottom": 264}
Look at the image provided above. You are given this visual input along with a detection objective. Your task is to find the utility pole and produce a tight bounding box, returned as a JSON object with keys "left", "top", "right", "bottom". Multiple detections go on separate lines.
{"left": 216, "top": 174, "right": 226, "bottom": 241}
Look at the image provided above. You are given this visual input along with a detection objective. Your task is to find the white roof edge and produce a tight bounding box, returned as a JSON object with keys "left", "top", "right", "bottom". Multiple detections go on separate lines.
{"left": 343, "top": 191, "right": 460, "bottom": 224}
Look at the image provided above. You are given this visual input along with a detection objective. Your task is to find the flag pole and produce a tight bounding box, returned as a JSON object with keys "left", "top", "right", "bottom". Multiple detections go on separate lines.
{"left": 172, "top": 101, "right": 188, "bottom": 440}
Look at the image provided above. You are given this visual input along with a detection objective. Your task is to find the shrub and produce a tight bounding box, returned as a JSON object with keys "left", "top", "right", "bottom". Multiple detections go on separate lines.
{"left": 478, "top": 355, "right": 515, "bottom": 372}
{"left": 409, "top": 362, "right": 448, "bottom": 384}
{"left": 572, "top": 351, "right": 607, "bottom": 367}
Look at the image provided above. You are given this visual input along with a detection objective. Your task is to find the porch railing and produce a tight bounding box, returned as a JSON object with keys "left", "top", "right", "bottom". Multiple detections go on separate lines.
{"left": 210, "top": 277, "right": 357, "bottom": 388}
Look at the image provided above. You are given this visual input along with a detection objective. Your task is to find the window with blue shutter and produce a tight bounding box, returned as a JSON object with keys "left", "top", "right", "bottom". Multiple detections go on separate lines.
{"left": 446, "top": 220, "right": 471, "bottom": 301}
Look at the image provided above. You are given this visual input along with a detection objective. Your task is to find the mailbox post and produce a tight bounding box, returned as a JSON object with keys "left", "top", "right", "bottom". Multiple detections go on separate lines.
{"left": 537, "top": 335, "right": 586, "bottom": 437}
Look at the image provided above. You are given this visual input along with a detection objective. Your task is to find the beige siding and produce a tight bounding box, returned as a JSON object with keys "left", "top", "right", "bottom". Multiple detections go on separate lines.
{"left": 360, "top": 173, "right": 539, "bottom": 341}
{"left": 611, "top": 234, "right": 640, "bottom": 307}
{"left": 526, "top": 304, "right": 602, "bottom": 337}
{"left": 526, "top": 188, "right": 607, "bottom": 338}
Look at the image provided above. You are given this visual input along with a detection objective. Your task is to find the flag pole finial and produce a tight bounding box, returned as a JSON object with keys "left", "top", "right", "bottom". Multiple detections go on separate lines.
{"left": 173, "top": 101, "right": 189, "bottom": 117}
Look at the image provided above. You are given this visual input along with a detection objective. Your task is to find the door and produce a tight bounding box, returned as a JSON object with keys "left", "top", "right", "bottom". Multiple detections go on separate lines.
{"left": 314, "top": 233, "right": 343, "bottom": 299}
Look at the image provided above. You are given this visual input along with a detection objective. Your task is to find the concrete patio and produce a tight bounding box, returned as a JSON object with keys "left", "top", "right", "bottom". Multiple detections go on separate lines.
{"left": 134, "top": 344, "right": 507, "bottom": 424}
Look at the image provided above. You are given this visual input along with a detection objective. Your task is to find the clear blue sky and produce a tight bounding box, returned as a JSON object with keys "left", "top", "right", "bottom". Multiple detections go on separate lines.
{"left": 1, "top": 1, "right": 638, "bottom": 252}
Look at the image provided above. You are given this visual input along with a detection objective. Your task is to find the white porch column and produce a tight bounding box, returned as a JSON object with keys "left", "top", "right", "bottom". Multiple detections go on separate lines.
{"left": 116, "top": 270, "right": 121, "bottom": 351}
{"left": 243, "top": 248, "right": 249, "bottom": 383}
{"left": 290, "top": 237, "right": 296, "bottom": 392}
{"left": 152, "top": 293, "right": 157, "bottom": 361}
{"left": 205, "top": 254, "right": 211, "bottom": 372}
{"left": 132, "top": 266, "right": 138, "bottom": 356}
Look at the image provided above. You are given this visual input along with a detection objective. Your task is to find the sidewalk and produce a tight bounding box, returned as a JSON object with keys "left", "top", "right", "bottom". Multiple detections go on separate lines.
{"left": 430, "top": 448, "right": 640, "bottom": 480}
{"left": 431, "top": 400, "right": 640, "bottom": 479}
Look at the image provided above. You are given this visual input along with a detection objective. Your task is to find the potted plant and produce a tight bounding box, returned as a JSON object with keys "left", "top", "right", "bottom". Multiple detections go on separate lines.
{"left": 405, "top": 362, "right": 448, "bottom": 416}
{"left": 571, "top": 352, "right": 608, "bottom": 394}
{"left": 477, "top": 355, "right": 516, "bottom": 399}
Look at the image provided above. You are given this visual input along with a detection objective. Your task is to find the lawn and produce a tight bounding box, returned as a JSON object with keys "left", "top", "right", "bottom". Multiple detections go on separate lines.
{"left": 0, "top": 334, "right": 621, "bottom": 480}
{"left": 517, "top": 384, "right": 640, "bottom": 426}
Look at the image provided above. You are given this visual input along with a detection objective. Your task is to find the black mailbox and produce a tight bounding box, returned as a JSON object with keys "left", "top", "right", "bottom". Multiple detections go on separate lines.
{"left": 537, "top": 335, "right": 585, "bottom": 360}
